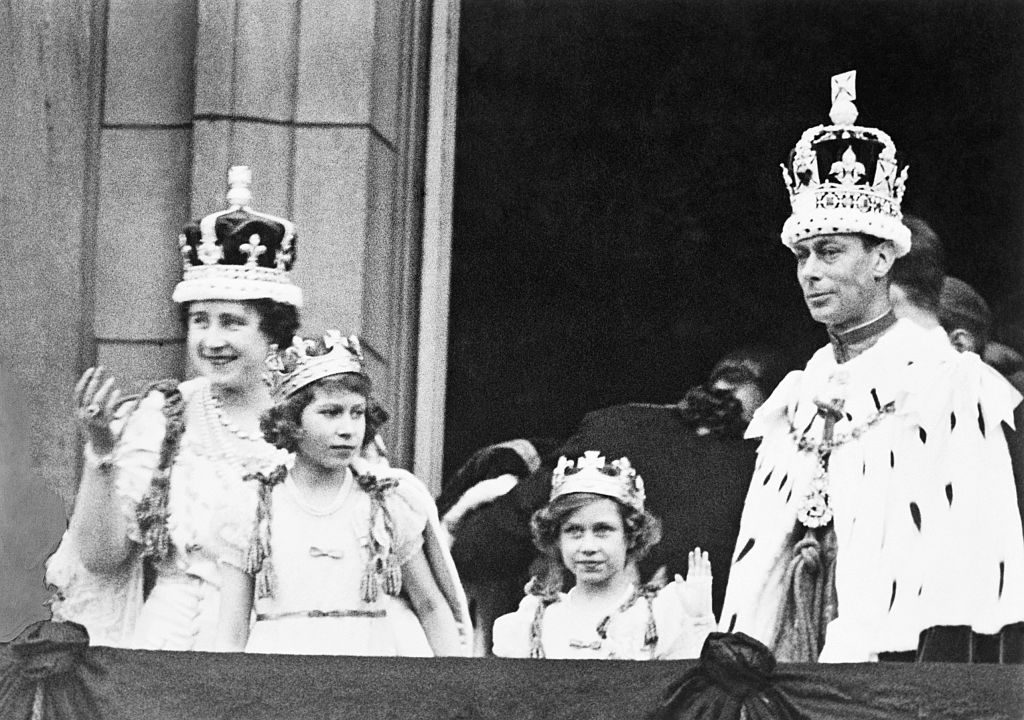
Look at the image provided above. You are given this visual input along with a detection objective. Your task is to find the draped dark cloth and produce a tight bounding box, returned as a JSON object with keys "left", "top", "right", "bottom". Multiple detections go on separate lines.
{"left": 649, "top": 633, "right": 809, "bottom": 720}
{"left": 0, "top": 621, "right": 101, "bottom": 720}
{"left": 0, "top": 624, "right": 1022, "bottom": 719}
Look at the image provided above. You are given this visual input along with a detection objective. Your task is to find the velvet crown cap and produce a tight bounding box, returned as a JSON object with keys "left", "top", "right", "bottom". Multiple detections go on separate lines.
{"left": 174, "top": 166, "right": 302, "bottom": 307}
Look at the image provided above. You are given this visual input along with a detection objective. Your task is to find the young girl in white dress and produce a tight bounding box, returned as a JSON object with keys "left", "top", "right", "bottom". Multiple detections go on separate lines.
{"left": 215, "top": 332, "right": 469, "bottom": 656}
{"left": 492, "top": 451, "right": 715, "bottom": 659}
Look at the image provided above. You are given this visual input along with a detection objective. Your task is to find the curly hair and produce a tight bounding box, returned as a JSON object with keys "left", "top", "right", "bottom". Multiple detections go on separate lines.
{"left": 676, "top": 382, "right": 746, "bottom": 437}
{"left": 260, "top": 373, "right": 378, "bottom": 453}
{"left": 528, "top": 492, "right": 662, "bottom": 595}
{"left": 179, "top": 299, "right": 300, "bottom": 348}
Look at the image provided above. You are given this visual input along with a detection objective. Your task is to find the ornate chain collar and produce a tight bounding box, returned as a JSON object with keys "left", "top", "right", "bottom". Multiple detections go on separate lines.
{"left": 789, "top": 399, "right": 896, "bottom": 528}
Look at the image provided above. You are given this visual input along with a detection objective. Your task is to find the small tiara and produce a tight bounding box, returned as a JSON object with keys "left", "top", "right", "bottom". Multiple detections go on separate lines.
{"left": 550, "top": 451, "right": 645, "bottom": 512}
{"left": 264, "top": 331, "right": 365, "bottom": 400}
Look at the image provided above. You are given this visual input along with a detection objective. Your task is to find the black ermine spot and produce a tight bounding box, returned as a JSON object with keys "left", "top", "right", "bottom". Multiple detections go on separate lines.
{"left": 870, "top": 388, "right": 881, "bottom": 410}
{"left": 888, "top": 581, "right": 897, "bottom": 612}
{"left": 945, "top": 484, "right": 953, "bottom": 506}
{"left": 909, "top": 502, "right": 921, "bottom": 532}
{"left": 978, "top": 404, "right": 986, "bottom": 437}
{"left": 918, "top": 427, "right": 927, "bottom": 444}
{"left": 950, "top": 412, "right": 957, "bottom": 431}
{"left": 735, "top": 538, "right": 756, "bottom": 563}
{"left": 727, "top": 614, "right": 738, "bottom": 633}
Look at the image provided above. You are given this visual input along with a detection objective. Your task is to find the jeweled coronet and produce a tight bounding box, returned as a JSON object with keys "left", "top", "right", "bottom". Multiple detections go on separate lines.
{"left": 264, "top": 331, "right": 366, "bottom": 400}
{"left": 550, "top": 451, "right": 646, "bottom": 512}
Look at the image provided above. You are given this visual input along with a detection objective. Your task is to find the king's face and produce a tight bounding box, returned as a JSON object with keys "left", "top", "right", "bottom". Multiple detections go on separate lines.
{"left": 791, "top": 234, "right": 889, "bottom": 332}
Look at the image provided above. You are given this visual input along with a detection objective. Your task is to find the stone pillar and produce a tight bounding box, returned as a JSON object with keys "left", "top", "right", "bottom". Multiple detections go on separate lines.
{"left": 0, "top": 0, "right": 106, "bottom": 506}
{"left": 192, "top": 0, "right": 432, "bottom": 477}
{"left": 93, "top": 0, "right": 197, "bottom": 394}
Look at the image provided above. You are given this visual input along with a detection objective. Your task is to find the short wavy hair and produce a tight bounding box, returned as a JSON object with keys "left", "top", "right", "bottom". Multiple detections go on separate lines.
{"left": 260, "top": 373, "right": 385, "bottom": 453}
{"left": 528, "top": 492, "right": 662, "bottom": 595}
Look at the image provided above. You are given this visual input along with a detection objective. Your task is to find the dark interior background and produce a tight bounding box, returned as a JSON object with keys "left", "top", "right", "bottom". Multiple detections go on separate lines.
{"left": 443, "top": 0, "right": 1024, "bottom": 479}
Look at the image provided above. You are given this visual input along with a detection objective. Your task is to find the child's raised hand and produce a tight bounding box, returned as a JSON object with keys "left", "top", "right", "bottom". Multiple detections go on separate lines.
{"left": 672, "top": 547, "right": 713, "bottom": 618}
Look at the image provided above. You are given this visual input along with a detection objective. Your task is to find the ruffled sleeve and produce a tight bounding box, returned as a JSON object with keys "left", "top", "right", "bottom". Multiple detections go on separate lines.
{"left": 44, "top": 388, "right": 172, "bottom": 648}
{"left": 350, "top": 458, "right": 472, "bottom": 652}
{"left": 381, "top": 471, "right": 429, "bottom": 565}
{"left": 109, "top": 390, "right": 172, "bottom": 543}
{"left": 492, "top": 594, "right": 542, "bottom": 658}
{"left": 214, "top": 476, "right": 263, "bottom": 572}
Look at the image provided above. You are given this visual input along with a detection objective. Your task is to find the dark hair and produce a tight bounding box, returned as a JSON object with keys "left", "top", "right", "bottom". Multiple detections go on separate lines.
{"left": 709, "top": 345, "right": 788, "bottom": 398}
{"left": 677, "top": 345, "right": 788, "bottom": 436}
{"left": 260, "top": 373, "right": 375, "bottom": 452}
{"left": 179, "top": 299, "right": 300, "bottom": 348}
{"left": 529, "top": 493, "right": 662, "bottom": 596}
{"left": 889, "top": 215, "right": 946, "bottom": 314}
{"left": 939, "top": 277, "right": 992, "bottom": 349}
{"left": 677, "top": 383, "right": 746, "bottom": 437}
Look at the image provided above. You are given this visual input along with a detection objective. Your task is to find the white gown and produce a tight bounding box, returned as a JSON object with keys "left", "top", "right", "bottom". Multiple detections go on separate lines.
{"left": 492, "top": 583, "right": 715, "bottom": 660}
{"left": 219, "top": 461, "right": 472, "bottom": 656}
{"left": 46, "top": 377, "right": 285, "bottom": 650}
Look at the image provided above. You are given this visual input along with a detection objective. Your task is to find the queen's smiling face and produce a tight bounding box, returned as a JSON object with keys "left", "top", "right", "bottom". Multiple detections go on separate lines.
{"left": 186, "top": 300, "right": 272, "bottom": 393}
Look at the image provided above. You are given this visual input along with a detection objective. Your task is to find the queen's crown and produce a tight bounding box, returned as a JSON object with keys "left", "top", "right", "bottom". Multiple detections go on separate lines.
{"left": 173, "top": 166, "right": 302, "bottom": 306}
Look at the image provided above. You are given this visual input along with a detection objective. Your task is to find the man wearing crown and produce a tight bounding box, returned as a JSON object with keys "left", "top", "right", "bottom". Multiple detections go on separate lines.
{"left": 719, "top": 72, "right": 1024, "bottom": 663}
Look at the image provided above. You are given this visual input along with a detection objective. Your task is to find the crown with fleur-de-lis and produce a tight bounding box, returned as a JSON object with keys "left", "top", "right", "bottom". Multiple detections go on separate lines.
{"left": 780, "top": 71, "right": 911, "bottom": 256}
{"left": 173, "top": 166, "right": 303, "bottom": 307}
{"left": 550, "top": 451, "right": 646, "bottom": 512}
{"left": 264, "top": 331, "right": 366, "bottom": 400}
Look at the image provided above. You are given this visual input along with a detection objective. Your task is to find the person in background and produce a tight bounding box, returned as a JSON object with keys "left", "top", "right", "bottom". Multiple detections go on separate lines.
{"left": 938, "top": 276, "right": 993, "bottom": 356}
{"left": 720, "top": 71, "right": 1024, "bottom": 663}
{"left": 888, "top": 214, "right": 947, "bottom": 345}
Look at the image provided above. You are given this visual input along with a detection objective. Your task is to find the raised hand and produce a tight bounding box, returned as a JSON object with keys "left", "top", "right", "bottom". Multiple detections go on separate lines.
{"left": 672, "top": 547, "right": 713, "bottom": 618}
{"left": 73, "top": 366, "right": 122, "bottom": 457}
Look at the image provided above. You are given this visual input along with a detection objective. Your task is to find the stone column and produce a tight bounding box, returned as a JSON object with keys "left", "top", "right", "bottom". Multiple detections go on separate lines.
{"left": 93, "top": 0, "right": 197, "bottom": 393}
{"left": 192, "top": 0, "right": 432, "bottom": 476}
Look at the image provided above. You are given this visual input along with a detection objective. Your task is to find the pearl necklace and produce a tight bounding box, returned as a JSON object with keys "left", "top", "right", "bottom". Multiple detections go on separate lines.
{"left": 208, "top": 391, "right": 263, "bottom": 442}
{"left": 191, "top": 382, "right": 284, "bottom": 473}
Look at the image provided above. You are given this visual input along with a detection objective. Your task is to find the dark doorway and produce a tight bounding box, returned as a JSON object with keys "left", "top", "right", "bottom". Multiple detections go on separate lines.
{"left": 443, "top": 0, "right": 1024, "bottom": 479}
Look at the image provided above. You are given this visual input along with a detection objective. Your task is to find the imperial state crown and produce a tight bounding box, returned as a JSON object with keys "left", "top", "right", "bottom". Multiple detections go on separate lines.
{"left": 780, "top": 71, "right": 911, "bottom": 256}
